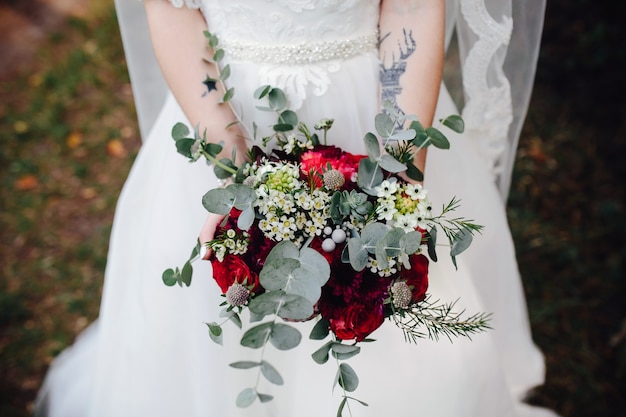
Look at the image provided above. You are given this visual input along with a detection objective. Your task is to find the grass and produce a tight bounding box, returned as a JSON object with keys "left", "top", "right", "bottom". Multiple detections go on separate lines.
{"left": 0, "top": 3, "right": 625, "bottom": 417}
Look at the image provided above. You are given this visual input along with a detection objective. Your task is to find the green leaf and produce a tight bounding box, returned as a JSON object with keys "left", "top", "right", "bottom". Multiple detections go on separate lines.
{"left": 309, "top": 317, "right": 330, "bottom": 340}
{"left": 236, "top": 388, "right": 257, "bottom": 408}
{"left": 206, "top": 322, "right": 223, "bottom": 345}
{"left": 260, "top": 361, "right": 284, "bottom": 385}
{"left": 268, "top": 88, "right": 287, "bottom": 111}
{"left": 237, "top": 206, "right": 255, "bottom": 231}
{"left": 426, "top": 227, "right": 438, "bottom": 262}
{"left": 273, "top": 123, "right": 294, "bottom": 132}
{"left": 219, "top": 64, "right": 231, "bottom": 81}
{"left": 400, "top": 230, "right": 423, "bottom": 255}
{"left": 204, "top": 142, "right": 223, "bottom": 158}
{"left": 363, "top": 132, "right": 380, "bottom": 159}
{"left": 227, "top": 184, "right": 257, "bottom": 210}
{"left": 175, "top": 138, "right": 195, "bottom": 158}
{"left": 229, "top": 361, "right": 261, "bottom": 369}
{"left": 335, "top": 363, "right": 359, "bottom": 392}
{"left": 357, "top": 158, "right": 383, "bottom": 191}
{"left": 337, "top": 397, "right": 348, "bottom": 417}
{"left": 213, "top": 158, "right": 236, "bottom": 179}
{"left": 171, "top": 122, "right": 190, "bottom": 140}
{"left": 181, "top": 260, "right": 193, "bottom": 286}
{"left": 378, "top": 154, "right": 406, "bottom": 173}
{"left": 258, "top": 393, "right": 274, "bottom": 403}
{"left": 450, "top": 229, "right": 473, "bottom": 257}
{"left": 202, "top": 188, "right": 235, "bottom": 215}
{"left": 240, "top": 322, "right": 273, "bottom": 349}
{"left": 331, "top": 343, "right": 361, "bottom": 360}
{"left": 405, "top": 162, "right": 424, "bottom": 182}
{"left": 259, "top": 258, "right": 301, "bottom": 290}
{"left": 253, "top": 85, "right": 271, "bottom": 100}
{"left": 374, "top": 112, "right": 394, "bottom": 138}
{"left": 441, "top": 114, "right": 465, "bottom": 133}
{"left": 312, "top": 341, "right": 333, "bottom": 364}
{"left": 213, "top": 48, "right": 225, "bottom": 61}
{"left": 426, "top": 127, "right": 450, "bottom": 149}
{"left": 362, "top": 223, "right": 390, "bottom": 253}
{"left": 347, "top": 236, "right": 368, "bottom": 271}
{"left": 279, "top": 110, "right": 298, "bottom": 126}
{"left": 388, "top": 128, "right": 416, "bottom": 141}
{"left": 221, "top": 87, "right": 235, "bottom": 103}
{"left": 265, "top": 240, "right": 300, "bottom": 265}
{"left": 162, "top": 268, "right": 177, "bottom": 286}
{"left": 270, "top": 323, "right": 302, "bottom": 350}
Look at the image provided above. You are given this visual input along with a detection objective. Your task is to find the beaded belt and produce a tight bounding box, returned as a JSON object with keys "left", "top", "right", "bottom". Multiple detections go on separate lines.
{"left": 220, "top": 32, "right": 378, "bottom": 65}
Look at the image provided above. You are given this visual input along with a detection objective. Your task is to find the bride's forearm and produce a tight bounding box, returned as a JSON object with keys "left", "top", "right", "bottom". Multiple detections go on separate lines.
{"left": 143, "top": 0, "right": 246, "bottom": 160}
{"left": 379, "top": 0, "right": 445, "bottom": 174}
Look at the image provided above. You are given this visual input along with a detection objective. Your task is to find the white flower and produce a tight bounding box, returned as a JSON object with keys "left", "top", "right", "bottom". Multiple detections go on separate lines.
{"left": 394, "top": 213, "right": 418, "bottom": 232}
{"left": 375, "top": 179, "right": 399, "bottom": 198}
{"left": 405, "top": 183, "right": 427, "bottom": 200}
{"left": 376, "top": 203, "right": 397, "bottom": 221}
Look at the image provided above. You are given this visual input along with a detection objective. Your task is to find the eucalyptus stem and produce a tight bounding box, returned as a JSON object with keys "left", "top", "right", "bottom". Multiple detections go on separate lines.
{"left": 200, "top": 149, "right": 238, "bottom": 175}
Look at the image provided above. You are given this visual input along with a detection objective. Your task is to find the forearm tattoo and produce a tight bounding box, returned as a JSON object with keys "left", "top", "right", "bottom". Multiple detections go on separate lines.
{"left": 379, "top": 29, "right": 416, "bottom": 128}
{"left": 202, "top": 75, "right": 217, "bottom": 97}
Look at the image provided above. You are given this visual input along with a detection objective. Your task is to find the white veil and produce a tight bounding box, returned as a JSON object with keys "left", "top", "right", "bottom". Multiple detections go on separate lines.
{"left": 115, "top": 0, "right": 545, "bottom": 199}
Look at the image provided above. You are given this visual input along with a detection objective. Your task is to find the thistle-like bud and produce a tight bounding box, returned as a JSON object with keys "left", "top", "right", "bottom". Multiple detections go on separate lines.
{"left": 323, "top": 169, "right": 345, "bottom": 190}
{"left": 390, "top": 281, "right": 412, "bottom": 309}
{"left": 225, "top": 283, "right": 250, "bottom": 307}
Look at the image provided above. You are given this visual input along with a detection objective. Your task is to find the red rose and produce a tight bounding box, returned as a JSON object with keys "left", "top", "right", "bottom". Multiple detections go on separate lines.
{"left": 400, "top": 254, "right": 429, "bottom": 302}
{"left": 327, "top": 302, "right": 385, "bottom": 342}
{"left": 211, "top": 254, "right": 262, "bottom": 294}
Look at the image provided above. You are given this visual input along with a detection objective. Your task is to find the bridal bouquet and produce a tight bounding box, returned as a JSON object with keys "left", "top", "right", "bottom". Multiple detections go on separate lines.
{"left": 163, "top": 32, "right": 489, "bottom": 415}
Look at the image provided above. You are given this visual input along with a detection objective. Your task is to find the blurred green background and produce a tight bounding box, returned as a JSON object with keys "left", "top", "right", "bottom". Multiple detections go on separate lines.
{"left": 0, "top": 1, "right": 624, "bottom": 416}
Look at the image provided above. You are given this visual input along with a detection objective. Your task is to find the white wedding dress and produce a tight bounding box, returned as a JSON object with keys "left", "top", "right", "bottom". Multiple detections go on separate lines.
{"left": 37, "top": 1, "right": 557, "bottom": 416}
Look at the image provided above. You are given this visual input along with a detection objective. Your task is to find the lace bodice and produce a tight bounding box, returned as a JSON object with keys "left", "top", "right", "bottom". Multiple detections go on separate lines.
{"left": 168, "top": 0, "right": 380, "bottom": 108}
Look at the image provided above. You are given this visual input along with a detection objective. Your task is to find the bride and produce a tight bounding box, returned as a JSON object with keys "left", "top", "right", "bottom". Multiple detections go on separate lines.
{"left": 36, "top": 1, "right": 555, "bottom": 416}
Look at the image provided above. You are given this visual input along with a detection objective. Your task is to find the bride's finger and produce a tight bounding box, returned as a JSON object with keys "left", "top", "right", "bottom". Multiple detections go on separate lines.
{"left": 199, "top": 212, "right": 226, "bottom": 260}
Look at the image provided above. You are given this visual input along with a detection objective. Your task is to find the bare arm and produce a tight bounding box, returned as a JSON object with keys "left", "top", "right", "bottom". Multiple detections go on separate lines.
{"left": 379, "top": 0, "right": 445, "bottom": 174}
{"left": 143, "top": 1, "right": 246, "bottom": 253}
{"left": 143, "top": 0, "right": 246, "bottom": 162}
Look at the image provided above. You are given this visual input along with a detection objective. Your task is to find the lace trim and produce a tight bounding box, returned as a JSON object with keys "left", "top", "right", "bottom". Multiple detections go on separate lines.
{"left": 460, "top": 0, "right": 513, "bottom": 179}
{"left": 168, "top": 0, "right": 203, "bottom": 9}
{"left": 221, "top": 32, "right": 377, "bottom": 65}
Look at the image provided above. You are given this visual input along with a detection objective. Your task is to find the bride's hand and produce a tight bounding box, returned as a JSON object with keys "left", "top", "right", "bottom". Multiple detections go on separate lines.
{"left": 199, "top": 212, "right": 226, "bottom": 260}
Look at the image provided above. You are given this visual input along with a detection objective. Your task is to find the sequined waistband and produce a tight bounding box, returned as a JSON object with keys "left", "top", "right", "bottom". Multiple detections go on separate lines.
{"left": 220, "top": 32, "right": 378, "bottom": 65}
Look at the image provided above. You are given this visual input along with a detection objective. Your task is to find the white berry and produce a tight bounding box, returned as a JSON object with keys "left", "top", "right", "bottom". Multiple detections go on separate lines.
{"left": 331, "top": 228, "right": 347, "bottom": 244}
{"left": 323, "top": 226, "right": 333, "bottom": 236}
{"left": 321, "top": 238, "right": 336, "bottom": 252}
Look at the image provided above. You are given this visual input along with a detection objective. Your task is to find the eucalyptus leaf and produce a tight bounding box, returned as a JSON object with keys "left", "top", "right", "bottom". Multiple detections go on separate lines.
{"left": 426, "top": 227, "right": 438, "bottom": 262}
{"left": 405, "top": 162, "right": 424, "bottom": 182}
{"left": 374, "top": 112, "right": 394, "bottom": 138}
{"left": 312, "top": 341, "right": 333, "bottom": 364}
{"left": 426, "top": 127, "right": 450, "bottom": 149}
{"left": 388, "top": 128, "right": 416, "bottom": 141}
{"left": 309, "top": 317, "right": 330, "bottom": 340}
{"left": 213, "top": 158, "right": 236, "bottom": 179}
{"left": 363, "top": 133, "right": 381, "bottom": 159}
{"left": 254, "top": 85, "right": 271, "bottom": 100}
{"left": 400, "top": 230, "right": 423, "bottom": 255}
{"left": 357, "top": 158, "right": 384, "bottom": 191}
{"left": 331, "top": 343, "right": 361, "bottom": 360}
{"left": 378, "top": 154, "right": 407, "bottom": 173}
{"left": 258, "top": 258, "right": 301, "bottom": 292}
{"left": 335, "top": 363, "right": 359, "bottom": 392}
{"left": 229, "top": 361, "right": 261, "bottom": 369}
{"left": 219, "top": 64, "right": 231, "bottom": 81}
{"left": 175, "top": 138, "right": 195, "bottom": 158}
{"left": 279, "top": 110, "right": 298, "bottom": 126}
{"left": 221, "top": 87, "right": 235, "bottom": 103}
{"left": 162, "top": 268, "right": 177, "bottom": 286}
{"left": 189, "top": 240, "right": 201, "bottom": 259}
{"left": 270, "top": 323, "right": 302, "bottom": 350}
{"left": 362, "top": 223, "right": 391, "bottom": 252}
{"left": 219, "top": 309, "right": 243, "bottom": 329}
{"left": 237, "top": 206, "right": 255, "bottom": 231}
{"left": 202, "top": 188, "right": 235, "bottom": 215}
{"left": 450, "top": 229, "right": 473, "bottom": 257}
{"left": 226, "top": 184, "right": 257, "bottom": 210}
{"left": 213, "top": 48, "right": 225, "bottom": 61}
{"left": 265, "top": 240, "right": 300, "bottom": 265}
{"left": 268, "top": 88, "right": 287, "bottom": 111}
{"left": 277, "top": 294, "right": 314, "bottom": 320}
{"left": 347, "top": 236, "right": 369, "bottom": 271}
{"left": 206, "top": 322, "right": 223, "bottom": 345}
{"left": 258, "top": 393, "right": 274, "bottom": 403}
{"left": 171, "top": 122, "right": 190, "bottom": 140}
{"left": 441, "top": 114, "right": 465, "bottom": 133}
{"left": 337, "top": 397, "right": 348, "bottom": 417}
{"left": 181, "top": 260, "right": 193, "bottom": 286}
{"left": 273, "top": 123, "right": 294, "bottom": 132}
{"left": 240, "top": 322, "right": 273, "bottom": 349}
{"left": 260, "top": 361, "right": 284, "bottom": 385}
{"left": 236, "top": 388, "right": 257, "bottom": 408}
{"left": 204, "top": 142, "right": 223, "bottom": 158}
{"left": 298, "top": 247, "right": 331, "bottom": 286}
